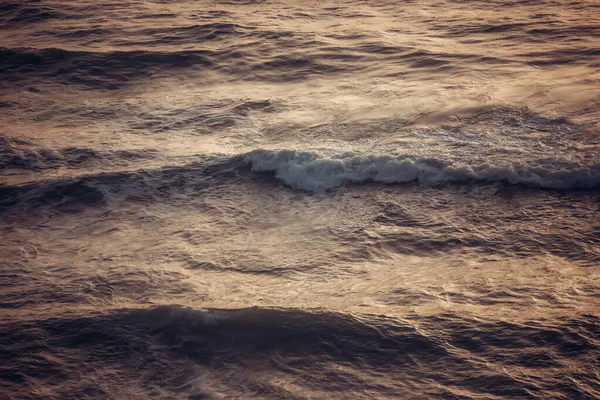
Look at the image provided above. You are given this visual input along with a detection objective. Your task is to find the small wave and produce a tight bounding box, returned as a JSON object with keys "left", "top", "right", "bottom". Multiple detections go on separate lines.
{"left": 0, "top": 137, "right": 156, "bottom": 171}
{"left": 245, "top": 149, "right": 600, "bottom": 192}
{"left": 0, "top": 47, "right": 215, "bottom": 89}
{"left": 0, "top": 155, "right": 239, "bottom": 215}
{"left": 0, "top": 4, "right": 67, "bottom": 26}
{"left": 0, "top": 46, "right": 348, "bottom": 88}
{"left": 128, "top": 23, "right": 255, "bottom": 44}
{"left": 522, "top": 48, "right": 600, "bottom": 67}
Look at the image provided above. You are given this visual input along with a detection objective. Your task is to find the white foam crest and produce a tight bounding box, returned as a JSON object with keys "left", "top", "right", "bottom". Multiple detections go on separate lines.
{"left": 244, "top": 149, "right": 600, "bottom": 192}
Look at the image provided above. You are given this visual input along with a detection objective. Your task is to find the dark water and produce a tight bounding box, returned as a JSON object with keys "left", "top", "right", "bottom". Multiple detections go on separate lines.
{"left": 1, "top": 0, "right": 600, "bottom": 398}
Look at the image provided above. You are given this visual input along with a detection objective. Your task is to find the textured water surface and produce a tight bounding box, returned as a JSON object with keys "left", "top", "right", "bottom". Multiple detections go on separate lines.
{"left": 1, "top": 0, "right": 600, "bottom": 398}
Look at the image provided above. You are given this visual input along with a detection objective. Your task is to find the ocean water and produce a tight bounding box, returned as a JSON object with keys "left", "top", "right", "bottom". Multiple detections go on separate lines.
{"left": 1, "top": 0, "right": 600, "bottom": 398}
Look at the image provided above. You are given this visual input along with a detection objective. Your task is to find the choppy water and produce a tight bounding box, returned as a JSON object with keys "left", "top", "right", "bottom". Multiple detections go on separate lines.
{"left": 1, "top": 0, "right": 600, "bottom": 398}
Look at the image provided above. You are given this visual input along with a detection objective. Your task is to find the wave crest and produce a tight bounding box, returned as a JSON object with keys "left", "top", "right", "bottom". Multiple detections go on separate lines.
{"left": 244, "top": 149, "right": 600, "bottom": 192}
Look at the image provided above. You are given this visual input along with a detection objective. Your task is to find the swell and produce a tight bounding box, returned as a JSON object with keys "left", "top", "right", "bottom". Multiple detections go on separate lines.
{"left": 2, "top": 41, "right": 576, "bottom": 90}
{"left": 0, "top": 3, "right": 69, "bottom": 27}
{"left": 0, "top": 138, "right": 156, "bottom": 171}
{"left": 0, "top": 46, "right": 351, "bottom": 88}
{"left": 0, "top": 156, "right": 243, "bottom": 214}
{"left": 1, "top": 305, "right": 598, "bottom": 398}
{"left": 28, "top": 22, "right": 295, "bottom": 46}
{"left": 441, "top": 21, "right": 600, "bottom": 40}
{"left": 115, "top": 23, "right": 294, "bottom": 46}
{"left": 0, "top": 47, "right": 215, "bottom": 89}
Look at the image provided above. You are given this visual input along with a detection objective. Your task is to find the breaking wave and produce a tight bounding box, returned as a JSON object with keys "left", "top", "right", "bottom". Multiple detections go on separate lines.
{"left": 2, "top": 149, "right": 599, "bottom": 217}
{"left": 245, "top": 149, "right": 600, "bottom": 192}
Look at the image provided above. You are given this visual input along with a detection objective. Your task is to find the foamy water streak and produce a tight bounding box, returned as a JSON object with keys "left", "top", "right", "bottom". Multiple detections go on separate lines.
{"left": 245, "top": 150, "right": 600, "bottom": 192}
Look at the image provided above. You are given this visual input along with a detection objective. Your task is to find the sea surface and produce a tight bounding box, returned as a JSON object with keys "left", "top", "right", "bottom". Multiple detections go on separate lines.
{"left": 1, "top": 0, "right": 600, "bottom": 398}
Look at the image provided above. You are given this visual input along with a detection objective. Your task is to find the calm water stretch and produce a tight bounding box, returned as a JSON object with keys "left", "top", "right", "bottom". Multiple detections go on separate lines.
{"left": 1, "top": 0, "right": 600, "bottom": 398}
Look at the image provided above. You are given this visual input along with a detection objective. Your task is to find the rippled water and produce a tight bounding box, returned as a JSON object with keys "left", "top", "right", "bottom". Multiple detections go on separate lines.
{"left": 1, "top": 0, "right": 600, "bottom": 398}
